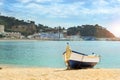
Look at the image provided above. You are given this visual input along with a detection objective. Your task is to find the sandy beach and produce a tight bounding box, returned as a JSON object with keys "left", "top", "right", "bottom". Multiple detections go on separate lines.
{"left": 0, "top": 67, "right": 120, "bottom": 80}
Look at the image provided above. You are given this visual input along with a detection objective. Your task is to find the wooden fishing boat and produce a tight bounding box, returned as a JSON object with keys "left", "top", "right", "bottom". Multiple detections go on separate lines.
{"left": 63, "top": 44, "right": 100, "bottom": 69}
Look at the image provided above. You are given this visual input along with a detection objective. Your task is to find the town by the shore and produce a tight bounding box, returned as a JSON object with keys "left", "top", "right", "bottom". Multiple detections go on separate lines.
{"left": 0, "top": 67, "right": 120, "bottom": 80}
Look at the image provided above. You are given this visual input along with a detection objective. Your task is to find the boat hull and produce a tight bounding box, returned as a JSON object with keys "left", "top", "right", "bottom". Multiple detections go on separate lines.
{"left": 69, "top": 60, "right": 97, "bottom": 69}
{"left": 64, "top": 50, "right": 100, "bottom": 69}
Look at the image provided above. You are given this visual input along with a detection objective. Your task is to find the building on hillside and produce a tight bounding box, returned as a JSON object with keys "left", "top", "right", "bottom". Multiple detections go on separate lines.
{"left": 27, "top": 32, "right": 65, "bottom": 40}
{"left": 0, "top": 25, "right": 4, "bottom": 33}
{"left": 27, "top": 33, "right": 40, "bottom": 39}
{"left": 5, "top": 32, "right": 22, "bottom": 39}
{"left": 67, "top": 35, "right": 82, "bottom": 41}
{"left": 39, "top": 32, "right": 65, "bottom": 40}
{"left": 81, "top": 36, "right": 96, "bottom": 41}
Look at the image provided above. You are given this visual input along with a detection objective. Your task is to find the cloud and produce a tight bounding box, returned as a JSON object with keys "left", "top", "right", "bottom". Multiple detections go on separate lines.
{"left": 82, "top": 0, "right": 120, "bottom": 15}
{"left": 15, "top": 1, "right": 85, "bottom": 18}
{"left": 2, "top": 0, "right": 120, "bottom": 28}
{"left": 24, "top": 0, "right": 120, "bottom": 17}
{"left": 3, "top": 0, "right": 120, "bottom": 19}
{"left": 35, "top": 0, "right": 63, "bottom": 3}
{"left": 92, "top": 0, "right": 109, "bottom": 7}
{"left": 17, "top": 0, "right": 63, "bottom": 4}
{"left": 0, "top": 0, "right": 4, "bottom": 6}
{"left": 17, "top": 0, "right": 32, "bottom": 3}
{"left": 0, "top": 3, "right": 3, "bottom": 6}
{"left": 0, "top": 0, "right": 4, "bottom": 12}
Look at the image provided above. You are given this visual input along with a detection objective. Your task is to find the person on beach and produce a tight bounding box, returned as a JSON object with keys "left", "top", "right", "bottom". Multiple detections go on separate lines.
{"left": 64, "top": 43, "right": 72, "bottom": 69}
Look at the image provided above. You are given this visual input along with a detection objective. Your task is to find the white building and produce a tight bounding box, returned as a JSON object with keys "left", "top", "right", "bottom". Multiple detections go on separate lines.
{"left": 5, "top": 32, "right": 22, "bottom": 39}
{"left": 0, "top": 25, "right": 4, "bottom": 33}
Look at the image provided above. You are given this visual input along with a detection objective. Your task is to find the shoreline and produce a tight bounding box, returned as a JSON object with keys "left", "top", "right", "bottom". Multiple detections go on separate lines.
{"left": 0, "top": 38, "right": 120, "bottom": 41}
{"left": 0, "top": 39, "right": 42, "bottom": 41}
{"left": 0, "top": 67, "right": 120, "bottom": 80}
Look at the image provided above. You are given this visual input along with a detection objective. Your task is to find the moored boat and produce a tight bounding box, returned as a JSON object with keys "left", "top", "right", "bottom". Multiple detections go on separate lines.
{"left": 63, "top": 43, "right": 100, "bottom": 69}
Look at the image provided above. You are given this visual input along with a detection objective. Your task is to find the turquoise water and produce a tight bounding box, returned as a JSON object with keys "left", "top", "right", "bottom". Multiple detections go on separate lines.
{"left": 0, "top": 41, "right": 120, "bottom": 68}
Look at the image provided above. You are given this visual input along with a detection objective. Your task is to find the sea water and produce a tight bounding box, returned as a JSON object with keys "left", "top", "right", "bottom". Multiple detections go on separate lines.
{"left": 0, "top": 41, "right": 120, "bottom": 68}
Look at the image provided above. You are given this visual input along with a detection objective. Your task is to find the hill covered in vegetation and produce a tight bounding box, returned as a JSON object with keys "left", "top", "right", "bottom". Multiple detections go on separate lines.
{"left": 0, "top": 14, "right": 115, "bottom": 38}
{"left": 67, "top": 24, "right": 115, "bottom": 38}
{"left": 0, "top": 15, "right": 49, "bottom": 36}
{"left": 0, "top": 14, "right": 65, "bottom": 36}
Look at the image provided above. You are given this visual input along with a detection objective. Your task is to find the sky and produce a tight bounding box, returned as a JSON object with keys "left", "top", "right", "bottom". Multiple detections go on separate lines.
{"left": 0, "top": 0, "right": 120, "bottom": 37}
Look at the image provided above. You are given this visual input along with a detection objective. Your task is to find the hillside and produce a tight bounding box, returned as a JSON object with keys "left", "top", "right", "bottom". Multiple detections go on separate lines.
{"left": 0, "top": 15, "right": 64, "bottom": 36}
{"left": 67, "top": 24, "right": 115, "bottom": 38}
{"left": 0, "top": 15, "right": 115, "bottom": 38}
{"left": 0, "top": 15, "right": 37, "bottom": 36}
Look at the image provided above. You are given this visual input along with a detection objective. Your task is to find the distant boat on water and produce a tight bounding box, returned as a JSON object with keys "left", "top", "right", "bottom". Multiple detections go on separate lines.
{"left": 63, "top": 43, "right": 100, "bottom": 69}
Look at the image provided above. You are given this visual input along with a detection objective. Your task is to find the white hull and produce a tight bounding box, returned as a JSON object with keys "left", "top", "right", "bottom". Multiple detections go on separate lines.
{"left": 66, "top": 51, "right": 100, "bottom": 69}
{"left": 70, "top": 51, "right": 100, "bottom": 63}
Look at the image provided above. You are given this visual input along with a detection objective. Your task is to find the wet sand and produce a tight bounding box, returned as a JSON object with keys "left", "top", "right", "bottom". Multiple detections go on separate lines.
{"left": 0, "top": 67, "right": 120, "bottom": 80}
